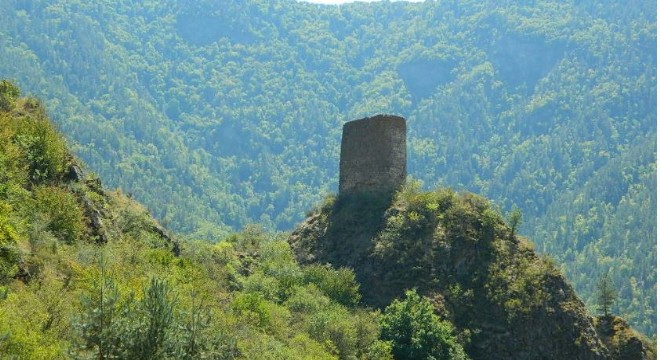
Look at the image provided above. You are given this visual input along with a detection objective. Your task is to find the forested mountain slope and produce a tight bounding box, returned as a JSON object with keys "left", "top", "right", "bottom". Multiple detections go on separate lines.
{"left": 0, "top": 0, "right": 655, "bottom": 335}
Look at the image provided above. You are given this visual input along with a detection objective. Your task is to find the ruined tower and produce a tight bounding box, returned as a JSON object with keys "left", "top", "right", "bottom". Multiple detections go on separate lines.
{"left": 339, "top": 115, "right": 406, "bottom": 195}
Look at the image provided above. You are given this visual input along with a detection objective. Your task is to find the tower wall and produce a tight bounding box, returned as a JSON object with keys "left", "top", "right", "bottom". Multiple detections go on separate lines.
{"left": 339, "top": 115, "right": 406, "bottom": 195}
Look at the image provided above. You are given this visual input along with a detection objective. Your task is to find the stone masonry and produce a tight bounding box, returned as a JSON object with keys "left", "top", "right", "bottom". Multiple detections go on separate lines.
{"left": 339, "top": 115, "right": 406, "bottom": 195}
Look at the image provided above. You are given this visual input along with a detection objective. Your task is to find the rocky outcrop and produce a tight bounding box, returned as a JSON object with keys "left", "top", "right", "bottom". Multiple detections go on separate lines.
{"left": 595, "top": 316, "right": 657, "bottom": 360}
{"left": 289, "top": 112, "right": 656, "bottom": 359}
{"left": 289, "top": 189, "right": 616, "bottom": 359}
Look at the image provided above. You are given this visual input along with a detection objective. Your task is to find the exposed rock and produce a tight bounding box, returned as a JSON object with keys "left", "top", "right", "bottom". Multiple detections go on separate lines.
{"left": 81, "top": 196, "right": 107, "bottom": 244}
{"left": 289, "top": 190, "right": 611, "bottom": 359}
{"left": 595, "top": 316, "right": 656, "bottom": 360}
{"left": 65, "top": 163, "right": 84, "bottom": 182}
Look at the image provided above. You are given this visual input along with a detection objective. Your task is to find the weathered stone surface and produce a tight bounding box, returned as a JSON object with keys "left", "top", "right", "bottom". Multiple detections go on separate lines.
{"left": 339, "top": 115, "right": 406, "bottom": 195}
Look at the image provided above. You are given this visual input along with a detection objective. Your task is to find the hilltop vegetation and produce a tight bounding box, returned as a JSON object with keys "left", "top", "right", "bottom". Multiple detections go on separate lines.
{"left": 0, "top": 0, "right": 655, "bottom": 335}
{"left": 0, "top": 89, "right": 396, "bottom": 359}
{"left": 289, "top": 183, "right": 655, "bottom": 359}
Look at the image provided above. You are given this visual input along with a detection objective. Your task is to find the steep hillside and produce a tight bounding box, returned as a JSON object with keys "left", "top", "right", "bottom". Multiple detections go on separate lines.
{"left": 289, "top": 185, "right": 656, "bottom": 359}
{"left": 0, "top": 81, "right": 177, "bottom": 283}
{"left": 0, "top": 84, "right": 398, "bottom": 359}
{"left": 0, "top": 0, "right": 655, "bottom": 335}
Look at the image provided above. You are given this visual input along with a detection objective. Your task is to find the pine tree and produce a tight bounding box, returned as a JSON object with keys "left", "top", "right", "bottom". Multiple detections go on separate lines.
{"left": 597, "top": 272, "right": 617, "bottom": 318}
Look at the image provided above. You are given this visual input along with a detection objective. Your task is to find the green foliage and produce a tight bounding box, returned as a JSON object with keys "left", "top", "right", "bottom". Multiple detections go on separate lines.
{"left": 1, "top": 88, "right": 648, "bottom": 359}
{"left": 0, "top": 201, "right": 20, "bottom": 282}
{"left": 486, "top": 249, "right": 554, "bottom": 321}
{"left": 0, "top": 88, "right": 68, "bottom": 189}
{"left": 0, "top": 0, "right": 655, "bottom": 348}
{"left": 292, "top": 184, "right": 631, "bottom": 358}
{"left": 597, "top": 271, "right": 617, "bottom": 318}
{"left": 74, "top": 259, "right": 237, "bottom": 360}
{"left": 595, "top": 316, "right": 657, "bottom": 360}
{"left": 74, "top": 259, "right": 126, "bottom": 359}
{"left": 12, "top": 111, "right": 68, "bottom": 184}
{"left": 508, "top": 207, "right": 522, "bottom": 237}
{"left": 380, "top": 289, "right": 468, "bottom": 360}
{"left": 172, "top": 289, "right": 234, "bottom": 360}
{"left": 0, "top": 0, "right": 654, "bottom": 335}
{"left": 0, "top": 118, "right": 27, "bottom": 187}
{"left": 231, "top": 292, "right": 277, "bottom": 330}
{"left": 306, "top": 305, "right": 365, "bottom": 359}
{"left": 0, "top": 286, "right": 70, "bottom": 359}
{"left": 131, "top": 278, "right": 176, "bottom": 359}
{"left": 303, "top": 265, "right": 361, "bottom": 307}
{"left": 0, "top": 264, "right": 75, "bottom": 358}
{"left": 33, "top": 186, "right": 85, "bottom": 244}
{"left": 0, "top": 80, "right": 20, "bottom": 111}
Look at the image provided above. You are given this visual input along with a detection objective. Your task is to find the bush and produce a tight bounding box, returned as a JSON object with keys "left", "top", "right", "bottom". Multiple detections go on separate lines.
{"left": 0, "top": 287, "right": 69, "bottom": 359}
{"left": 380, "top": 289, "right": 468, "bottom": 360}
{"left": 284, "top": 285, "right": 330, "bottom": 315}
{"left": 230, "top": 292, "right": 274, "bottom": 330}
{"left": 12, "top": 113, "right": 68, "bottom": 184}
{"left": 303, "top": 264, "right": 361, "bottom": 307}
{"left": 33, "top": 186, "right": 85, "bottom": 244}
{"left": 0, "top": 201, "right": 20, "bottom": 282}
{"left": 306, "top": 306, "right": 359, "bottom": 359}
{"left": 129, "top": 277, "right": 176, "bottom": 359}
{"left": 74, "top": 261, "right": 127, "bottom": 359}
{"left": 0, "top": 80, "right": 20, "bottom": 111}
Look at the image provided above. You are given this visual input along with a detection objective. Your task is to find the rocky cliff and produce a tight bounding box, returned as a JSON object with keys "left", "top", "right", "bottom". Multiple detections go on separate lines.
{"left": 289, "top": 186, "right": 654, "bottom": 359}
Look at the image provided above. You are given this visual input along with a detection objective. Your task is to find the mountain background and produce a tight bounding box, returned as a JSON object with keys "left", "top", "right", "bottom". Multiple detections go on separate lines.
{"left": 0, "top": 0, "right": 655, "bottom": 336}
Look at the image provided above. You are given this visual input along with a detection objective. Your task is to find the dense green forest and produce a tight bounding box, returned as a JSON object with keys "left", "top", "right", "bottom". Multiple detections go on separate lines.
{"left": 0, "top": 0, "right": 655, "bottom": 336}
{"left": 0, "top": 92, "right": 653, "bottom": 358}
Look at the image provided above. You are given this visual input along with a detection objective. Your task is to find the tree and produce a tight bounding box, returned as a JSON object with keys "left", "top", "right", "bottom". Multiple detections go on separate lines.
{"left": 0, "top": 80, "right": 20, "bottom": 111}
{"left": 303, "top": 265, "right": 361, "bottom": 307}
{"left": 597, "top": 272, "right": 617, "bottom": 318}
{"left": 130, "top": 277, "right": 176, "bottom": 359}
{"left": 75, "top": 258, "right": 125, "bottom": 359}
{"left": 508, "top": 207, "right": 522, "bottom": 237}
{"left": 380, "top": 289, "right": 468, "bottom": 360}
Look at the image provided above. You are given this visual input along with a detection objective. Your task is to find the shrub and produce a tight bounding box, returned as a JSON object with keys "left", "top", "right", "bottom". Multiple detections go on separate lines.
{"left": 12, "top": 113, "right": 68, "bottom": 184}
{"left": 74, "top": 261, "right": 127, "bottom": 359}
{"left": 0, "top": 201, "right": 20, "bottom": 282}
{"left": 306, "top": 306, "right": 359, "bottom": 359}
{"left": 129, "top": 278, "right": 176, "bottom": 359}
{"left": 33, "top": 186, "right": 85, "bottom": 244}
{"left": 380, "top": 289, "right": 468, "bottom": 360}
{"left": 303, "top": 264, "right": 361, "bottom": 307}
{"left": 0, "top": 80, "right": 20, "bottom": 111}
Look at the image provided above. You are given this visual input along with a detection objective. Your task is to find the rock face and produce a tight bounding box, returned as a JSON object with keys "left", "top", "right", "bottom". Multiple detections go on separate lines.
{"left": 595, "top": 316, "right": 657, "bottom": 360}
{"left": 289, "top": 191, "right": 612, "bottom": 360}
{"left": 339, "top": 115, "right": 406, "bottom": 195}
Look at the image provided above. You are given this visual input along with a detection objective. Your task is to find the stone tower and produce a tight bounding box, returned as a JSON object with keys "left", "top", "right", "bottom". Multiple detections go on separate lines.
{"left": 339, "top": 115, "right": 406, "bottom": 195}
